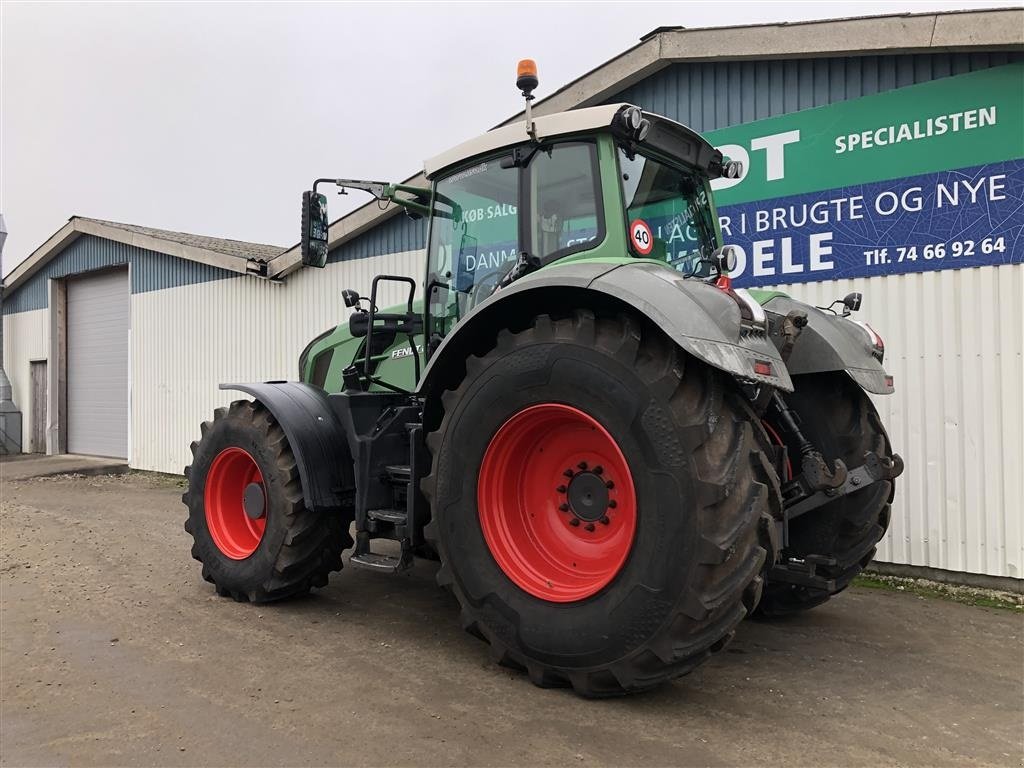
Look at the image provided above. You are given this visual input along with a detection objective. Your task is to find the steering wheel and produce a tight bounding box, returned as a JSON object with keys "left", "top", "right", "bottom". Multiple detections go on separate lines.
{"left": 467, "top": 270, "right": 502, "bottom": 310}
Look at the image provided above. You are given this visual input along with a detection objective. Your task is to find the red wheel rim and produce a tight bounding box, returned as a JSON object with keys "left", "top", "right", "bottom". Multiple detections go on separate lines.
{"left": 204, "top": 447, "right": 266, "bottom": 560}
{"left": 477, "top": 404, "right": 638, "bottom": 602}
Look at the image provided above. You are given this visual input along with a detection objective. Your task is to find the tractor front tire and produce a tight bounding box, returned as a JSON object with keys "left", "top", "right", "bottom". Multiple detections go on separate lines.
{"left": 423, "top": 311, "right": 779, "bottom": 697}
{"left": 757, "top": 373, "right": 895, "bottom": 617}
{"left": 182, "top": 400, "right": 352, "bottom": 603}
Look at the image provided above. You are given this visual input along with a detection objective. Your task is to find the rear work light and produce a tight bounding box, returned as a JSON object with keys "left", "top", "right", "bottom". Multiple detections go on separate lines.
{"left": 852, "top": 320, "right": 885, "bottom": 357}
{"left": 753, "top": 360, "right": 773, "bottom": 376}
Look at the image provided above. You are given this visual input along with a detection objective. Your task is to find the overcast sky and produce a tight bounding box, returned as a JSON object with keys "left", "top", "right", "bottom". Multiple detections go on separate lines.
{"left": 1, "top": 0, "right": 1019, "bottom": 275}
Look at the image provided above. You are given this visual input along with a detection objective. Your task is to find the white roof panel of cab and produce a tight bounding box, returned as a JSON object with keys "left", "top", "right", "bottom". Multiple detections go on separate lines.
{"left": 423, "top": 103, "right": 629, "bottom": 179}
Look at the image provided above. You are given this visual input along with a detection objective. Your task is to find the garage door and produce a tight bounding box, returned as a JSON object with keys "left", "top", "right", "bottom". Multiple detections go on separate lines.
{"left": 67, "top": 268, "right": 129, "bottom": 458}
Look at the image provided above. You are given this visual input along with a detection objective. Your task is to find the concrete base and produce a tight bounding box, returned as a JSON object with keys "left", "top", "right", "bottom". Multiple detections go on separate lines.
{"left": 867, "top": 561, "right": 1022, "bottom": 594}
{"left": 0, "top": 454, "right": 128, "bottom": 482}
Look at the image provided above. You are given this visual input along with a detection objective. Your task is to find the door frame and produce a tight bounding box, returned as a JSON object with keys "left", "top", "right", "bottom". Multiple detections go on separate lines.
{"left": 28, "top": 359, "right": 47, "bottom": 453}
{"left": 48, "top": 264, "right": 131, "bottom": 459}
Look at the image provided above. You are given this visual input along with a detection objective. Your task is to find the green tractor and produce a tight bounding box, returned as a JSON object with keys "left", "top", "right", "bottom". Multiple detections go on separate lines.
{"left": 183, "top": 63, "right": 903, "bottom": 696}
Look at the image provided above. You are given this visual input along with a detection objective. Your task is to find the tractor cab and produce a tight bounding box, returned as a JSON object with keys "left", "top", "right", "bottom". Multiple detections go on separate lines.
{"left": 298, "top": 64, "right": 740, "bottom": 389}
{"left": 420, "top": 107, "right": 729, "bottom": 345}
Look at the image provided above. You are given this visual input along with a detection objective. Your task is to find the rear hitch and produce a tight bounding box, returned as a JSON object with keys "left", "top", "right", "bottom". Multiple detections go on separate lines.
{"left": 768, "top": 554, "right": 838, "bottom": 592}
{"left": 769, "top": 391, "right": 848, "bottom": 504}
{"left": 778, "top": 309, "right": 809, "bottom": 364}
{"left": 779, "top": 449, "right": 905, "bottom": 546}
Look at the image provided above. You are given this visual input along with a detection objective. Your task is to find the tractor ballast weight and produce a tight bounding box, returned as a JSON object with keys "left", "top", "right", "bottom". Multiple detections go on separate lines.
{"left": 183, "top": 65, "right": 903, "bottom": 697}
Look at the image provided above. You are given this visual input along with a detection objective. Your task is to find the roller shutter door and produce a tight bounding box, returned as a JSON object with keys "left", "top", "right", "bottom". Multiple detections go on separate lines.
{"left": 67, "top": 268, "right": 129, "bottom": 458}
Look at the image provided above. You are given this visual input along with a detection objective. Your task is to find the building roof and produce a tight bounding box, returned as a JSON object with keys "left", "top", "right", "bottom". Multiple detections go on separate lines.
{"left": 2, "top": 216, "right": 286, "bottom": 295}
{"left": 87, "top": 219, "right": 286, "bottom": 263}
{"left": 265, "top": 6, "right": 1024, "bottom": 278}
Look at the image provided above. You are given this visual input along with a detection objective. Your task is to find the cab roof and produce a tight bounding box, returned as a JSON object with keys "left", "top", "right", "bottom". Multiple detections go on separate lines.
{"left": 423, "top": 103, "right": 720, "bottom": 180}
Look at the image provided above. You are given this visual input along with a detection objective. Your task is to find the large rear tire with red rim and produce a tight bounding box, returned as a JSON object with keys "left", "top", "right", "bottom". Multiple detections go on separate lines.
{"left": 182, "top": 400, "right": 353, "bottom": 603}
{"left": 423, "top": 310, "right": 780, "bottom": 697}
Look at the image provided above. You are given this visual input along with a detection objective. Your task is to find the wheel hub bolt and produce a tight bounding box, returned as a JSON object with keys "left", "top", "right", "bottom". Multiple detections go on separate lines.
{"left": 600, "top": 516, "right": 610, "bottom": 525}
{"left": 559, "top": 503, "right": 569, "bottom": 512}
{"left": 556, "top": 485, "right": 567, "bottom": 493}
{"left": 570, "top": 518, "right": 580, "bottom": 527}
{"left": 608, "top": 499, "right": 617, "bottom": 509}
{"left": 584, "top": 523, "right": 596, "bottom": 532}
{"left": 563, "top": 469, "right": 575, "bottom": 478}
{"left": 577, "top": 461, "right": 588, "bottom": 470}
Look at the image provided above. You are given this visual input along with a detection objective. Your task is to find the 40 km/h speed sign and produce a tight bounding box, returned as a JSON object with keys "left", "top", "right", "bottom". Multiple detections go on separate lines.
{"left": 630, "top": 219, "right": 654, "bottom": 256}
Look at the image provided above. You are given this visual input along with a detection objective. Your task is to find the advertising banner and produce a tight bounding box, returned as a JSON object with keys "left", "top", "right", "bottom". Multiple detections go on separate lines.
{"left": 704, "top": 63, "right": 1024, "bottom": 287}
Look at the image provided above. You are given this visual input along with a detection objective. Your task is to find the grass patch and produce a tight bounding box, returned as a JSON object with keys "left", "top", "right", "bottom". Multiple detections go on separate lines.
{"left": 854, "top": 573, "right": 1022, "bottom": 611}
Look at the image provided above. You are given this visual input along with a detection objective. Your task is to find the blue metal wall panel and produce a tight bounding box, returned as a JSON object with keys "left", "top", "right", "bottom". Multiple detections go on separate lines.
{"left": 328, "top": 211, "right": 427, "bottom": 264}
{"left": 2, "top": 235, "right": 238, "bottom": 314}
{"left": 605, "top": 52, "right": 1023, "bottom": 131}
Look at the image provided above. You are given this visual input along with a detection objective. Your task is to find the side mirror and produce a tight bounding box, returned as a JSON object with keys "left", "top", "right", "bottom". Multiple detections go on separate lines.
{"left": 842, "top": 292, "right": 863, "bottom": 313}
{"left": 342, "top": 288, "right": 360, "bottom": 308}
{"left": 712, "top": 245, "right": 739, "bottom": 275}
{"left": 301, "top": 191, "right": 329, "bottom": 268}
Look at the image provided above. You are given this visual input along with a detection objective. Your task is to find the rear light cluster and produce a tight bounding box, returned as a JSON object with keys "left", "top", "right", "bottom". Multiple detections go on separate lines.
{"left": 852, "top": 320, "right": 885, "bottom": 359}
{"left": 716, "top": 282, "right": 768, "bottom": 328}
{"left": 711, "top": 283, "right": 773, "bottom": 378}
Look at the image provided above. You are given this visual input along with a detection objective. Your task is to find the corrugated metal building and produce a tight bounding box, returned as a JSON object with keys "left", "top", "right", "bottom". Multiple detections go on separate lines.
{"left": 2, "top": 9, "right": 1022, "bottom": 584}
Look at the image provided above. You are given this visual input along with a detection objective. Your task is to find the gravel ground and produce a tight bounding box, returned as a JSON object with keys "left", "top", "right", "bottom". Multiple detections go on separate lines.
{"left": 2, "top": 461, "right": 1023, "bottom": 767}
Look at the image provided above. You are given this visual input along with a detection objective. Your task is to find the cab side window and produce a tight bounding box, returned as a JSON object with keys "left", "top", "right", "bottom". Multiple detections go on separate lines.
{"left": 529, "top": 143, "right": 602, "bottom": 261}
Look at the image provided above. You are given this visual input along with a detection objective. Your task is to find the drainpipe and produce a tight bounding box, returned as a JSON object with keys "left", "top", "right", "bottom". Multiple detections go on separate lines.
{"left": 0, "top": 213, "right": 24, "bottom": 455}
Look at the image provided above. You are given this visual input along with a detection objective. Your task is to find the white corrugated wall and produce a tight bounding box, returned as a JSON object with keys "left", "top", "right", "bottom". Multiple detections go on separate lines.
{"left": 45, "top": 252, "right": 1022, "bottom": 580}
{"left": 2, "top": 308, "right": 49, "bottom": 450}
{"left": 130, "top": 249, "right": 422, "bottom": 476}
{"left": 765, "top": 264, "right": 1023, "bottom": 579}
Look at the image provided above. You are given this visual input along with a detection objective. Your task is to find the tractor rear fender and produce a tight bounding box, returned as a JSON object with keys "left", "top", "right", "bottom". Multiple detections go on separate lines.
{"left": 417, "top": 260, "right": 794, "bottom": 397}
{"left": 218, "top": 382, "right": 354, "bottom": 512}
{"left": 760, "top": 295, "right": 894, "bottom": 395}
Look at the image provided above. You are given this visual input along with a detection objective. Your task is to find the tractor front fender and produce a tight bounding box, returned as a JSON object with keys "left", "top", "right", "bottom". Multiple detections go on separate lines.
{"left": 761, "top": 295, "right": 894, "bottom": 395}
{"left": 219, "top": 382, "right": 354, "bottom": 512}
{"left": 418, "top": 260, "right": 793, "bottom": 397}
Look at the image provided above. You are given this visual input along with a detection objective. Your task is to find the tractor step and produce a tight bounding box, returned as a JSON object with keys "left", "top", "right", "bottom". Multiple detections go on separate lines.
{"left": 349, "top": 550, "right": 412, "bottom": 574}
{"left": 384, "top": 464, "right": 411, "bottom": 484}
{"left": 368, "top": 508, "right": 407, "bottom": 525}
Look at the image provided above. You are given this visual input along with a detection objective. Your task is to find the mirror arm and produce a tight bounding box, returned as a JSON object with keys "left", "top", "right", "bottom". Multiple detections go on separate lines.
{"left": 316, "top": 178, "right": 436, "bottom": 219}
{"left": 384, "top": 187, "right": 433, "bottom": 219}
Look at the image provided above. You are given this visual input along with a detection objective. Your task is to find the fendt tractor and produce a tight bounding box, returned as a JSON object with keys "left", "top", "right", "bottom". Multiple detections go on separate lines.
{"left": 183, "top": 61, "right": 904, "bottom": 696}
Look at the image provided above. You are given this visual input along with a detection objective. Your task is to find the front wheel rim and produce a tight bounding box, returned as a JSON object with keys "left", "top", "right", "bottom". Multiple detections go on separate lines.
{"left": 205, "top": 447, "right": 267, "bottom": 559}
{"left": 477, "top": 404, "right": 638, "bottom": 602}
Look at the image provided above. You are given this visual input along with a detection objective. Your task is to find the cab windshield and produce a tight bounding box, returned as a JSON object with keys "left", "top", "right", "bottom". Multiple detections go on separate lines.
{"left": 618, "top": 148, "right": 718, "bottom": 276}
